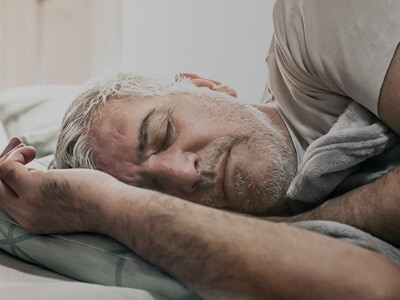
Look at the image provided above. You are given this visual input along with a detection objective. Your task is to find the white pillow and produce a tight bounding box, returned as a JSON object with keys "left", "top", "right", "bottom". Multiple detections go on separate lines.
{"left": 0, "top": 121, "right": 8, "bottom": 150}
{"left": 0, "top": 85, "right": 81, "bottom": 157}
{"left": 0, "top": 210, "right": 195, "bottom": 299}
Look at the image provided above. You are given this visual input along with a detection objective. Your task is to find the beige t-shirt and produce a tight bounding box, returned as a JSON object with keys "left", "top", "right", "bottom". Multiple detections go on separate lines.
{"left": 266, "top": 0, "right": 400, "bottom": 164}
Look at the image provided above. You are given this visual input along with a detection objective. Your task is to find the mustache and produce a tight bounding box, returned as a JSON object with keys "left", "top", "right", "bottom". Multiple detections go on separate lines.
{"left": 197, "top": 136, "right": 246, "bottom": 199}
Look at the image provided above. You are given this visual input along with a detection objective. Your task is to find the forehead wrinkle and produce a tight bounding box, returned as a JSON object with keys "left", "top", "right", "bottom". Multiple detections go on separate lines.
{"left": 89, "top": 104, "right": 139, "bottom": 174}
{"left": 90, "top": 126, "right": 142, "bottom": 186}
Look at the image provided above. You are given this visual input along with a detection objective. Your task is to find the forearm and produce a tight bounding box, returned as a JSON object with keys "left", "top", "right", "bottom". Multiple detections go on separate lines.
{"left": 285, "top": 166, "right": 400, "bottom": 247}
{"left": 1, "top": 145, "right": 398, "bottom": 299}
{"left": 101, "top": 184, "right": 400, "bottom": 299}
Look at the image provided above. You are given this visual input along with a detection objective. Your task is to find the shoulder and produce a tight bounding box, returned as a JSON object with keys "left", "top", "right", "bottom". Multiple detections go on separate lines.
{"left": 379, "top": 45, "right": 400, "bottom": 135}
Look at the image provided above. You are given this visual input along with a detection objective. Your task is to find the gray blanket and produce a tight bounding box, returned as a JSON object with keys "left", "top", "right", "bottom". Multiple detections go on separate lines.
{"left": 285, "top": 102, "right": 400, "bottom": 265}
{"left": 287, "top": 102, "right": 400, "bottom": 204}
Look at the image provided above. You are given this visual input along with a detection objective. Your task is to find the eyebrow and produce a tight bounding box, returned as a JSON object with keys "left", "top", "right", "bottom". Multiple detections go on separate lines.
{"left": 138, "top": 108, "right": 156, "bottom": 157}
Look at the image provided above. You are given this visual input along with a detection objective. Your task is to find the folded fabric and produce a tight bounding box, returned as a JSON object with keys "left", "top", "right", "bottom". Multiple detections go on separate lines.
{"left": 287, "top": 102, "right": 400, "bottom": 206}
{"left": 284, "top": 102, "right": 400, "bottom": 265}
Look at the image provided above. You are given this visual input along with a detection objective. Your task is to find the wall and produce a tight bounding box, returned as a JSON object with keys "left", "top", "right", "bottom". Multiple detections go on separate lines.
{"left": 0, "top": 0, "right": 121, "bottom": 91}
{"left": 0, "top": 0, "right": 40, "bottom": 90}
{"left": 0, "top": 0, "right": 275, "bottom": 104}
{"left": 121, "top": 0, "right": 274, "bottom": 103}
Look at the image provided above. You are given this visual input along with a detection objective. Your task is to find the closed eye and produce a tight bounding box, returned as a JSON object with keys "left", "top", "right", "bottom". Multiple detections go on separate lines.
{"left": 157, "top": 117, "right": 176, "bottom": 153}
{"left": 138, "top": 109, "right": 155, "bottom": 157}
{"left": 140, "top": 108, "right": 176, "bottom": 158}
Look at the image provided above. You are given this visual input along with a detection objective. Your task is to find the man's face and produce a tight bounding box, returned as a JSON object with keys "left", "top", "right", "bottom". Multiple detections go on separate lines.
{"left": 90, "top": 93, "right": 294, "bottom": 215}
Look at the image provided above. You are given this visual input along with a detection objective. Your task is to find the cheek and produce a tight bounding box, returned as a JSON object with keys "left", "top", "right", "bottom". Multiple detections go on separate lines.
{"left": 173, "top": 111, "right": 219, "bottom": 145}
{"left": 174, "top": 100, "right": 259, "bottom": 146}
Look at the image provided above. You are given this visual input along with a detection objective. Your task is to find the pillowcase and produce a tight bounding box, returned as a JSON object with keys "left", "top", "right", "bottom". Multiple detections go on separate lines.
{"left": 0, "top": 85, "right": 81, "bottom": 157}
{"left": 0, "top": 210, "right": 195, "bottom": 300}
{"left": 0, "top": 121, "right": 9, "bottom": 150}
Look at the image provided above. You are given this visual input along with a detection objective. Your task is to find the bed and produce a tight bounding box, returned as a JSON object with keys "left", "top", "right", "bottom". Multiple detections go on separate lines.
{"left": 0, "top": 85, "right": 197, "bottom": 300}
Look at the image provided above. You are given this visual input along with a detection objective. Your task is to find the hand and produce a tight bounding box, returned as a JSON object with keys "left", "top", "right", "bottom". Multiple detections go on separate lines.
{"left": 0, "top": 140, "right": 119, "bottom": 235}
{"left": 0, "top": 136, "right": 25, "bottom": 158}
{"left": 176, "top": 73, "right": 238, "bottom": 97}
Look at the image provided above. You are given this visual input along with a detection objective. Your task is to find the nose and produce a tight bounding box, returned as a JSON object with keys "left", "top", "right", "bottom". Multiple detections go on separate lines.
{"left": 146, "top": 150, "right": 200, "bottom": 193}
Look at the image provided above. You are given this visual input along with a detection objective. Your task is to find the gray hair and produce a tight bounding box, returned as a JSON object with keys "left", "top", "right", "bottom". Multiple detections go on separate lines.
{"left": 53, "top": 71, "right": 227, "bottom": 170}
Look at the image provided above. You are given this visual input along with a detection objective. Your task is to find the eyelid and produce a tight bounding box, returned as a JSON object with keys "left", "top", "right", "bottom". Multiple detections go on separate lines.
{"left": 151, "top": 110, "right": 175, "bottom": 155}
{"left": 157, "top": 116, "right": 176, "bottom": 153}
{"left": 138, "top": 109, "right": 155, "bottom": 156}
{"left": 140, "top": 108, "right": 176, "bottom": 159}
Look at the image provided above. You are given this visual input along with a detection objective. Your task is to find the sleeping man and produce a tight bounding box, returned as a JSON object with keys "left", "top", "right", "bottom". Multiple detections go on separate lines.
{"left": 1, "top": 0, "right": 400, "bottom": 298}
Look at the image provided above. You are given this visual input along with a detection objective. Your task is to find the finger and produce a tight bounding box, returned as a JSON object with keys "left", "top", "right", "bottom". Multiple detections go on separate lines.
{"left": 2, "top": 145, "right": 36, "bottom": 165}
{"left": 177, "top": 73, "right": 221, "bottom": 85}
{"left": 0, "top": 147, "right": 37, "bottom": 193}
{"left": 190, "top": 78, "right": 217, "bottom": 89}
{"left": 0, "top": 137, "right": 24, "bottom": 157}
{"left": 212, "top": 85, "right": 238, "bottom": 98}
{"left": 12, "top": 146, "right": 37, "bottom": 165}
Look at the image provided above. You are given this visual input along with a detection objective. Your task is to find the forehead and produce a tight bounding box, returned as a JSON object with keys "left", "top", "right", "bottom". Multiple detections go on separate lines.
{"left": 89, "top": 92, "right": 240, "bottom": 160}
{"left": 88, "top": 95, "right": 185, "bottom": 171}
{"left": 88, "top": 98, "right": 151, "bottom": 172}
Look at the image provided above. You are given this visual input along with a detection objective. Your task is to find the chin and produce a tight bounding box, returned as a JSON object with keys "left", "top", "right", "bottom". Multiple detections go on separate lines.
{"left": 228, "top": 166, "right": 294, "bottom": 216}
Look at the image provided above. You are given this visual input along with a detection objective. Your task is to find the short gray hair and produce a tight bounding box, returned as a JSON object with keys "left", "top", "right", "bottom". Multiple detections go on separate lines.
{"left": 53, "top": 71, "right": 227, "bottom": 170}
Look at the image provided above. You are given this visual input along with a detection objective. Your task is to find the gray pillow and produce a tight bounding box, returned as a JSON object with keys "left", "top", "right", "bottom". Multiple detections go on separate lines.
{"left": 0, "top": 209, "right": 196, "bottom": 300}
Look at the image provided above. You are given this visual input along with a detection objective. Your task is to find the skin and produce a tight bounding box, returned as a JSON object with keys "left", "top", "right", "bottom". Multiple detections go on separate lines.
{"left": 89, "top": 90, "right": 296, "bottom": 216}
{"left": 0, "top": 46, "right": 399, "bottom": 299}
{"left": 379, "top": 45, "right": 400, "bottom": 136}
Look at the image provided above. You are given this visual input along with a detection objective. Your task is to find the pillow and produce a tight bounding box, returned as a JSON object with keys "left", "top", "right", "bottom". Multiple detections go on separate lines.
{"left": 0, "top": 85, "right": 81, "bottom": 157}
{"left": 0, "top": 210, "right": 195, "bottom": 300}
{"left": 0, "top": 121, "right": 8, "bottom": 150}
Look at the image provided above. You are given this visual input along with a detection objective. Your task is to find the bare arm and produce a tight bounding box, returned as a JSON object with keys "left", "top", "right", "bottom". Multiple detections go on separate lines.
{"left": 379, "top": 45, "right": 400, "bottom": 136}
{"left": 1, "top": 143, "right": 400, "bottom": 299}
{"left": 279, "top": 165, "right": 400, "bottom": 247}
